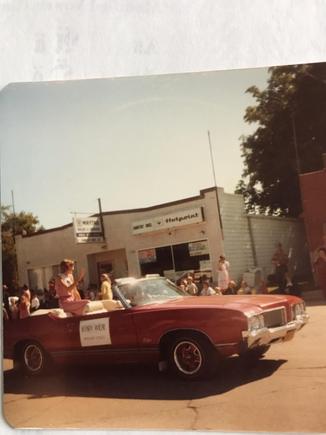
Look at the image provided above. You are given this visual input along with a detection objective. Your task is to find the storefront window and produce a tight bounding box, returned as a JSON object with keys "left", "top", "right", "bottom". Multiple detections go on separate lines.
{"left": 138, "top": 240, "right": 210, "bottom": 279}
{"left": 28, "top": 265, "right": 59, "bottom": 290}
{"left": 139, "top": 246, "right": 173, "bottom": 276}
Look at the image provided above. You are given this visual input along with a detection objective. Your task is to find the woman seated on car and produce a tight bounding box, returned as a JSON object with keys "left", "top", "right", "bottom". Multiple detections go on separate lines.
{"left": 55, "top": 259, "right": 90, "bottom": 316}
{"left": 55, "top": 259, "right": 122, "bottom": 315}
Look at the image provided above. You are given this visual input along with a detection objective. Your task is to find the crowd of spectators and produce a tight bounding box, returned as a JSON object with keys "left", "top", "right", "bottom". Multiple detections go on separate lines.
{"left": 2, "top": 268, "right": 118, "bottom": 320}
{"left": 176, "top": 244, "right": 304, "bottom": 297}
{"left": 2, "top": 280, "right": 61, "bottom": 320}
{"left": 4, "top": 241, "right": 325, "bottom": 320}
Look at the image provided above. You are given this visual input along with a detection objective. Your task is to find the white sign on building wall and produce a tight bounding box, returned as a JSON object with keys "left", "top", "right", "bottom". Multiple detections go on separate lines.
{"left": 73, "top": 217, "right": 104, "bottom": 243}
{"left": 188, "top": 240, "right": 209, "bottom": 256}
{"left": 139, "top": 248, "right": 157, "bottom": 264}
{"left": 132, "top": 207, "right": 203, "bottom": 235}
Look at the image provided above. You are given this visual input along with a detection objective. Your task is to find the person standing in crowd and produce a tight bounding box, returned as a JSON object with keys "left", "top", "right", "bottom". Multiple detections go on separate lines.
{"left": 214, "top": 286, "right": 223, "bottom": 295}
{"left": 55, "top": 259, "right": 89, "bottom": 315}
{"left": 224, "top": 280, "right": 237, "bottom": 295}
{"left": 98, "top": 274, "right": 113, "bottom": 300}
{"left": 3, "top": 304, "right": 9, "bottom": 320}
{"left": 22, "top": 284, "right": 31, "bottom": 303}
{"left": 8, "top": 296, "right": 19, "bottom": 319}
{"left": 2, "top": 284, "right": 10, "bottom": 317}
{"left": 185, "top": 275, "right": 198, "bottom": 296}
{"left": 178, "top": 277, "right": 188, "bottom": 293}
{"left": 256, "top": 279, "right": 269, "bottom": 294}
{"left": 88, "top": 289, "right": 96, "bottom": 301}
{"left": 314, "top": 247, "right": 326, "bottom": 299}
{"left": 237, "top": 280, "right": 251, "bottom": 295}
{"left": 217, "top": 255, "right": 230, "bottom": 293}
{"left": 18, "top": 293, "right": 30, "bottom": 319}
{"left": 30, "top": 290, "right": 40, "bottom": 312}
{"left": 271, "top": 243, "right": 289, "bottom": 292}
{"left": 200, "top": 280, "right": 216, "bottom": 296}
{"left": 44, "top": 278, "right": 59, "bottom": 309}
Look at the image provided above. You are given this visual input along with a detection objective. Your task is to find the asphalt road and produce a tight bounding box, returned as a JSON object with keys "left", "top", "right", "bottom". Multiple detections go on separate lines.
{"left": 2, "top": 296, "right": 326, "bottom": 432}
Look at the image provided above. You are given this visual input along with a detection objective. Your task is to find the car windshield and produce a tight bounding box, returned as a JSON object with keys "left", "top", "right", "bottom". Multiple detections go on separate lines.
{"left": 118, "top": 277, "right": 187, "bottom": 307}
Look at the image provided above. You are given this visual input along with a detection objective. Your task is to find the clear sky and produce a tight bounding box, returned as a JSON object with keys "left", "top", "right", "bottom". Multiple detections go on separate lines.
{"left": 0, "top": 67, "right": 268, "bottom": 229}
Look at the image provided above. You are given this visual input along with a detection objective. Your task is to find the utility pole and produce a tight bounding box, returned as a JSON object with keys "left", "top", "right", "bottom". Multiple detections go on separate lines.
{"left": 97, "top": 198, "right": 106, "bottom": 244}
{"left": 11, "top": 190, "right": 16, "bottom": 235}
{"left": 10, "top": 189, "right": 19, "bottom": 288}
{"left": 208, "top": 130, "right": 224, "bottom": 239}
{"left": 291, "top": 113, "right": 301, "bottom": 175}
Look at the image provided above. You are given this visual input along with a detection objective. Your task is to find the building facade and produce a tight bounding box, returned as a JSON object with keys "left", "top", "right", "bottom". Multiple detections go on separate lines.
{"left": 299, "top": 153, "right": 326, "bottom": 256}
{"left": 15, "top": 187, "right": 311, "bottom": 291}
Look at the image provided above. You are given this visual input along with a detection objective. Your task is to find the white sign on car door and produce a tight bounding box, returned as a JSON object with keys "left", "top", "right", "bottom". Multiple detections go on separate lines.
{"left": 79, "top": 317, "right": 111, "bottom": 347}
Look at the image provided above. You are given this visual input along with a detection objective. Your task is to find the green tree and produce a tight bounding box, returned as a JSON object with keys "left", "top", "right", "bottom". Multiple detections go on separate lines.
{"left": 237, "top": 62, "right": 326, "bottom": 217}
{"left": 1, "top": 207, "right": 44, "bottom": 289}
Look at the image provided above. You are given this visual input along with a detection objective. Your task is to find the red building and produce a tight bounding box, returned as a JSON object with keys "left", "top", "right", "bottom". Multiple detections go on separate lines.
{"left": 299, "top": 154, "right": 326, "bottom": 256}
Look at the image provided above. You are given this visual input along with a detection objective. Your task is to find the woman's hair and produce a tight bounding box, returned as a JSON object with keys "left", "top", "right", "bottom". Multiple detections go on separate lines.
{"left": 60, "top": 258, "right": 75, "bottom": 272}
{"left": 101, "top": 273, "right": 111, "bottom": 282}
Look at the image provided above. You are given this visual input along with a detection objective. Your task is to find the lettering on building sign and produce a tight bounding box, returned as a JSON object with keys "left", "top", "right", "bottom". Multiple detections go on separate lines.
{"left": 133, "top": 225, "right": 144, "bottom": 230}
{"left": 132, "top": 207, "right": 203, "bottom": 235}
{"left": 165, "top": 212, "right": 198, "bottom": 224}
{"left": 73, "top": 216, "right": 104, "bottom": 244}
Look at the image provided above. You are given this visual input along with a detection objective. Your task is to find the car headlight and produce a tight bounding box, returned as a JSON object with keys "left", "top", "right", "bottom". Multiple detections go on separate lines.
{"left": 248, "top": 314, "right": 265, "bottom": 331}
{"left": 292, "top": 302, "right": 306, "bottom": 319}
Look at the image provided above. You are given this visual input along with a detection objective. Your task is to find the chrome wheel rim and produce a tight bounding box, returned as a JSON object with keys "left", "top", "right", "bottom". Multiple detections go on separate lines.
{"left": 24, "top": 344, "right": 43, "bottom": 372}
{"left": 173, "top": 340, "right": 203, "bottom": 375}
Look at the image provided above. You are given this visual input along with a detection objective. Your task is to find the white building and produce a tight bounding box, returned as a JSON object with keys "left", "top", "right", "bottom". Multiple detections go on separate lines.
{"left": 15, "top": 187, "right": 310, "bottom": 290}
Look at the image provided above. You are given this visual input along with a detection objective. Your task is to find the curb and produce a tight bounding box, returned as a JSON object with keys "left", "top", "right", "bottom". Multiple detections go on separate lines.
{"left": 301, "top": 289, "right": 324, "bottom": 301}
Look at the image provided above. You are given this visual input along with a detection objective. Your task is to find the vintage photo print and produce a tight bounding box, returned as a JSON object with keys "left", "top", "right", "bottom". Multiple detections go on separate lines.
{"left": 1, "top": 1, "right": 326, "bottom": 433}
{"left": 2, "top": 61, "right": 326, "bottom": 432}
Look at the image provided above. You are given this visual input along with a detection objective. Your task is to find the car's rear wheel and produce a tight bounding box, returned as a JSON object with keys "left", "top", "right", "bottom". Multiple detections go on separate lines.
{"left": 18, "top": 341, "right": 49, "bottom": 376}
{"left": 167, "top": 333, "right": 218, "bottom": 380}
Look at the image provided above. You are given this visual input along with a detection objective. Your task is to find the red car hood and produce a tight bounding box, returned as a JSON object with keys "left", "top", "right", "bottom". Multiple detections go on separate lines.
{"left": 134, "top": 294, "right": 299, "bottom": 314}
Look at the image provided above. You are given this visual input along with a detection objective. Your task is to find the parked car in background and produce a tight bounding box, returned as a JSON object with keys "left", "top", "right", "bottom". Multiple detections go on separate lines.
{"left": 3, "top": 276, "right": 309, "bottom": 380}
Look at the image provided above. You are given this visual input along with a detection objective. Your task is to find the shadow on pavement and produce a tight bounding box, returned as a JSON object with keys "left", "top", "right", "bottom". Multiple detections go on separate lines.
{"left": 4, "top": 356, "right": 287, "bottom": 401}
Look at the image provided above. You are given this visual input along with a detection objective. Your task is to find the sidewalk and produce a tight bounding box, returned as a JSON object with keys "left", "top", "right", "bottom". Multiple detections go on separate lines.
{"left": 301, "top": 288, "right": 324, "bottom": 301}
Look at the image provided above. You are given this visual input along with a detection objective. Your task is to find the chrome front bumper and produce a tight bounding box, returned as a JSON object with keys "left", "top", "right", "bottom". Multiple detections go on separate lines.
{"left": 242, "top": 313, "right": 309, "bottom": 349}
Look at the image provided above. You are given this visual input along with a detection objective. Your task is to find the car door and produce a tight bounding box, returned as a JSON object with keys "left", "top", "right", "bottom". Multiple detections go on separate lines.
{"left": 51, "top": 308, "right": 139, "bottom": 365}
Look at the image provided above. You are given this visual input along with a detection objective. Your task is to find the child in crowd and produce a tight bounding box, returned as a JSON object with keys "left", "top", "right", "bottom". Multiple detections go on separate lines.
{"left": 200, "top": 280, "right": 216, "bottom": 296}
{"left": 237, "top": 280, "right": 251, "bottom": 295}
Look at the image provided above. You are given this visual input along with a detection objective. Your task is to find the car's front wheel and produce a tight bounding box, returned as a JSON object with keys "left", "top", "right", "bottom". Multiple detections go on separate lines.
{"left": 168, "top": 334, "right": 219, "bottom": 380}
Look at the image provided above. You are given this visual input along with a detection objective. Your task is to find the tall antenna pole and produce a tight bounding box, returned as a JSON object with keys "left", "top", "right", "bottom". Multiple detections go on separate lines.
{"left": 98, "top": 198, "right": 106, "bottom": 244}
{"left": 208, "top": 130, "right": 224, "bottom": 238}
{"left": 291, "top": 114, "right": 301, "bottom": 175}
{"left": 11, "top": 189, "right": 16, "bottom": 236}
{"left": 11, "top": 190, "right": 16, "bottom": 215}
{"left": 10, "top": 189, "right": 19, "bottom": 287}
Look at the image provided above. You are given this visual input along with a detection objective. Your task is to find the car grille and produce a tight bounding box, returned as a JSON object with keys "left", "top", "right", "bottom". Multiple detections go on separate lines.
{"left": 263, "top": 307, "right": 286, "bottom": 328}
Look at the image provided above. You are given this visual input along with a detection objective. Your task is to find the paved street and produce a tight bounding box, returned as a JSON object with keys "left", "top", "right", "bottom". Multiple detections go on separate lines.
{"left": 2, "top": 295, "right": 326, "bottom": 432}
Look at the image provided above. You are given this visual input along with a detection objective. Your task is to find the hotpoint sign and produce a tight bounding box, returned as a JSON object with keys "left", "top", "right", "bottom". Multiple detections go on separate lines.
{"left": 132, "top": 207, "right": 204, "bottom": 235}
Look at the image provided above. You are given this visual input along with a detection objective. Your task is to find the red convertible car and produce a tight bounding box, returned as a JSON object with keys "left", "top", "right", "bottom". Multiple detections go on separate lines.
{"left": 3, "top": 276, "right": 309, "bottom": 380}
